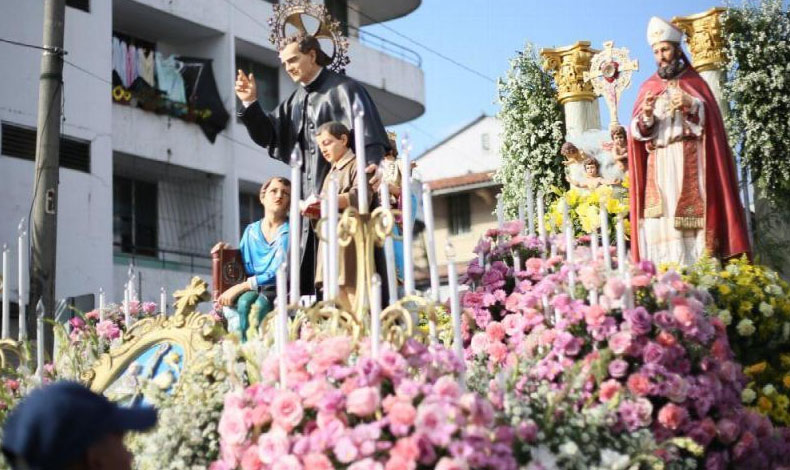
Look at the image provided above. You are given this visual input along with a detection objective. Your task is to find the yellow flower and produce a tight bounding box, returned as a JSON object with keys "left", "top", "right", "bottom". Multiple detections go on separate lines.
{"left": 718, "top": 284, "right": 732, "bottom": 295}
{"left": 576, "top": 203, "right": 600, "bottom": 233}
{"left": 566, "top": 189, "right": 581, "bottom": 207}
{"left": 621, "top": 174, "right": 630, "bottom": 189}
{"left": 758, "top": 396, "right": 773, "bottom": 412}
{"left": 783, "top": 375, "right": 790, "bottom": 389}
{"left": 745, "top": 362, "right": 768, "bottom": 376}
{"left": 776, "top": 394, "right": 789, "bottom": 410}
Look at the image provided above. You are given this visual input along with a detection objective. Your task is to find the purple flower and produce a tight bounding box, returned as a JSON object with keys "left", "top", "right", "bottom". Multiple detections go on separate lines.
{"left": 624, "top": 307, "right": 653, "bottom": 336}
{"left": 515, "top": 420, "right": 538, "bottom": 443}
{"left": 653, "top": 310, "right": 676, "bottom": 330}
{"left": 717, "top": 418, "right": 741, "bottom": 445}
{"left": 553, "top": 331, "right": 582, "bottom": 357}
{"left": 618, "top": 398, "right": 653, "bottom": 431}
{"left": 608, "top": 359, "right": 629, "bottom": 378}
{"left": 642, "top": 341, "right": 665, "bottom": 364}
{"left": 705, "top": 451, "right": 729, "bottom": 470}
{"left": 69, "top": 316, "right": 86, "bottom": 330}
{"left": 637, "top": 260, "right": 656, "bottom": 276}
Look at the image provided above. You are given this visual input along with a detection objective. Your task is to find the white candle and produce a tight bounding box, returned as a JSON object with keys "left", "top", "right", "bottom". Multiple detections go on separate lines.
{"left": 623, "top": 270, "right": 635, "bottom": 310}
{"left": 537, "top": 191, "right": 547, "bottom": 248}
{"left": 378, "top": 170, "right": 398, "bottom": 303}
{"left": 513, "top": 251, "right": 521, "bottom": 273}
{"left": 401, "top": 137, "right": 415, "bottom": 295}
{"left": 276, "top": 264, "right": 288, "bottom": 387}
{"left": 2, "top": 245, "right": 9, "bottom": 338}
{"left": 422, "top": 188, "right": 440, "bottom": 298}
{"left": 526, "top": 171, "right": 535, "bottom": 236}
{"left": 36, "top": 299, "right": 44, "bottom": 379}
{"left": 320, "top": 198, "right": 330, "bottom": 297}
{"left": 446, "top": 242, "right": 465, "bottom": 387}
{"left": 590, "top": 230, "right": 599, "bottom": 261}
{"left": 18, "top": 223, "right": 27, "bottom": 341}
{"left": 98, "top": 288, "right": 105, "bottom": 323}
{"left": 518, "top": 198, "right": 525, "bottom": 231}
{"left": 160, "top": 287, "right": 166, "bottom": 315}
{"left": 599, "top": 202, "right": 612, "bottom": 271}
{"left": 327, "top": 175, "right": 340, "bottom": 300}
{"left": 124, "top": 284, "right": 131, "bottom": 328}
{"left": 289, "top": 149, "right": 302, "bottom": 304}
{"left": 562, "top": 199, "right": 574, "bottom": 263}
{"left": 352, "top": 99, "right": 369, "bottom": 214}
{"left": 616, "top": 213, "right": 626, "bottom": 274}
{"left": 370, "top": 274, "right": 382, "bottom": 358}
{"left": 496, "top": 193, "right": 504, "bottom": 229}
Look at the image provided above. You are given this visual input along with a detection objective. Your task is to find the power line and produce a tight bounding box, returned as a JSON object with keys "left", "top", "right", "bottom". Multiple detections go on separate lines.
{"left": 346, "top": 4, "right": 496, "bottom": 84}
{"left": 0, "top": 37, "right": 62, "bottom": 54}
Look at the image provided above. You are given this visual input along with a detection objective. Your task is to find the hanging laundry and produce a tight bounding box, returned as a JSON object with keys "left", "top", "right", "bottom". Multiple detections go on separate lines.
{"left": 138, "top": 48, "right": 155, "bottom": 87}
{"left": 126, "top": 43, "right": 138, "bottom": 87}
{"left": 177, "top": 56, "right": 229, "bottom": 143}
{"left": 155, "top": 52, "right": 187, "bottom": 104}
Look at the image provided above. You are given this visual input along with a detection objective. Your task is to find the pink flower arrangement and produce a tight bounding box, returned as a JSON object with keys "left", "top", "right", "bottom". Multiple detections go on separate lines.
{"left": 215, "top": 337, "right": 516, "bottom": 470}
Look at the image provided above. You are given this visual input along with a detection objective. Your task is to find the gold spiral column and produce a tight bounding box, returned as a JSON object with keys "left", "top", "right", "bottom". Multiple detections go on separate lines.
{"left": 540, "top": 41, "right": 601, "bottom": 136}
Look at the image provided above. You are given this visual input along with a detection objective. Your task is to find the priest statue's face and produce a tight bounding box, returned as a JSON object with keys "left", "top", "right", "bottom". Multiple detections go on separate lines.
{"left": 279, "top": 41, "right": 320, "bottom": 84}
{"left": 260, "top": 178, "right": 291, "bottom": 219}
{"left": 653, "top": 41, "right": 686, "bottom": 80}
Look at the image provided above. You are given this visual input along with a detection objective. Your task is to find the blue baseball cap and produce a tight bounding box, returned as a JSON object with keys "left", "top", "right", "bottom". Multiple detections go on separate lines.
{"left": 1, "top": 381, "right": 157, "bottom": 469}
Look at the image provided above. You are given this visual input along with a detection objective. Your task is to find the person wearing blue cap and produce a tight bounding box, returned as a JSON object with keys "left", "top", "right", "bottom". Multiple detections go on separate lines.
{"left": 1, "top": 381, "right": 157, "bottom": 470}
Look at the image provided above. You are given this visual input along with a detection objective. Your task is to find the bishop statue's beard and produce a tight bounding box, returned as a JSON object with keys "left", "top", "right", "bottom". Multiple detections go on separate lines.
{"left": 657, "top": 56, "right": 687, "bottom": 80}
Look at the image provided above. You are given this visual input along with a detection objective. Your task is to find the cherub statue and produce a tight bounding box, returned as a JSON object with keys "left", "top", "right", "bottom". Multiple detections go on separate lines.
{"left": 570, "top": 157, "right": 621, "bottom": 190}
{"left": 608, "top": 125, "right": 628, "bottom": 173}
{"left": 560, "top": 141, "right": 589, "bottom": 166}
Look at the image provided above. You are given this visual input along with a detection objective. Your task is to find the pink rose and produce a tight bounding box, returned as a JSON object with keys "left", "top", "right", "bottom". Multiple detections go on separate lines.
{"left": 609, "top": 331, "right": 632, "bottom": 355}
{"left": 415, "top": 403, "right": 456, "bottom": 446}
{"left": 391, "top": 436, "right": 419, "bottom": 462}
{"left": 385, "top": 455, "right": 416, "bottom": 470}
{"left": 470, "top": 333, "right": 489, "bottom": 355}
{"left": 349, "top": 458, "right": 384, "bottom": 470}
{"left": 584, "top": 305, "right": 607, "bottom": 327}
{"left": 299, "top": 379, "right": 330, "bottom": 409}
{"left": 303, "top": 454, "right": 333, "bottom": 470}
{"left": 270, "top": 390, "right": 304, "bottom": 432}
{"left": 603, "top": 277, "right": 625, "bottom": 300}
{"left": 257, "top": 428, "right": 290, "bottom": 465}
{"left": 486, "top": 341, "right": 508, "bottom": 363}
{"left": 272, "top": 455, "right": 303, "bottom": 470}
{"left": 579, "top": 265, "right": 602, "bottom": 289}
{"left": 312, "top": 336, "right": 352, "bottom": 372}
{"left": 347, "top": 386, "right": 380, "bottom": 416}
{"left": 485, "top": 322, "right": 506, "bottom": 341}
{"left": 673, "top": 305, "right": 696, "bottom": 328}
{"left": 501, "top": 313, "right": 525, "bottom": 336}
{"left": 388, "top": 400, "right": 417, "bottom": 435}
{"left": 599, "top": 379, "right": 622, "bottom": 402}
{"left": 333, "top": 436, "right": 359, "bottom": 463}
{"left": 96, "top": 319, "right": 121, "bottom": 340}
{"left": 218, "top": 406, "right": 248, "bottom": 445}
{"left": 658, "top": 403, "right": 689, "bottom": 431}
{"left": 433, "top": 376, "right": 461, "bottom": 401}
{"left": 435, "top": 457, "right": 468, "bottom": 470}
{"left": 631, "top": 274, "right": 651, "bottom": 287}
{"left": 241, "top": 445, "right": 263, "bottom": 470}
{"left": 626, "top": 373, "right": 651, "bottom": 396}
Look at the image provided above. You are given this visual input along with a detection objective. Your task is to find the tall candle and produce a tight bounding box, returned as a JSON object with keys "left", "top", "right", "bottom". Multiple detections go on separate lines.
{"left": 276, "top": 264, "right": 288, "bottom": 387}
{"left": 623, "top": 270, "right": 635, "bottom": 310}
{"left": 2, "top": 245, "right": 9, "bottom": 338}
{"left": 370, "top": 274, "right": 382, "bottom": 358}
{"left": 537, "top": 191, "right": 547, "bottom": 249}
{"left": 421, "top": 188, "right": 440, "bottom": 299}
{"left": 327, "top": 175, "right": 340, "bottom": 300}
{"left": 289, "top": 149, "right": 302, "bottom": 304}
{"left": 123, "top": 284, "right": 131, "bottom": 328}
{"left": 526, "top": 170, "right": 535, "bottom": 236}
{"left": 320, "top": 198, "right": 330, "bottom": 297}
{"left": 18, "top": 223, "right": 27, "bottom": 340}
{"left": 513, "top": 251, "right": 521, "bottom": 273}
{"left": 496, "top": 193, "right": 504, "bottom": 229}
{"left": 36, "top": 299, "right": 44, "bottom": 379}
{"left": 599, "top": 202, "right": 612, "bottom": 270}
{"left": 616, "top": 213, "right": 626, "bottom": 274}
{"left": 98, "top": 288, "right": 105, "bottom": 323}
{"left": 518, "top": 199, "right": 525, "bottom": 231}
{"left": 352, "top": 99, "right": 369, "bottom": 214}
{"left": 446, "top": 242, "right": 465, "bottom": 388}
{"left": 562, "top": 199, "right": 574, "bottom": 263}
{"left": 160, "top": 287, "right": 167, "bottom": 316}
{"left": 378, "top": 170, "right": 398, "bottom": 303}
{"left": 401, "top": 137, "right": 415, "bottom": 295}
{"left": 590, "top": 230, "right": 599, "bottom": 261}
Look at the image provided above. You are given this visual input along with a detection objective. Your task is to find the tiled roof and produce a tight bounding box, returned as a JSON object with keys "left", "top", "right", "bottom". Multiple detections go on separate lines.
{"left": 426, "top": 171, "right": 495, "bottom": 191}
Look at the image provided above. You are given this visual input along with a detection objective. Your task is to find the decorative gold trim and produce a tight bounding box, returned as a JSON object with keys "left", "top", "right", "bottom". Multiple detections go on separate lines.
{"left": 540, "top": 41, "right": 600, "bottom": 104}
{"left": 672, "top": 8, "right": 727, "bottom": 73}
{"left": 84, "top": 277, "right": 218, "bottom": 394}
{"left": 0, "top": 339, "right": 26, "bottom": 370}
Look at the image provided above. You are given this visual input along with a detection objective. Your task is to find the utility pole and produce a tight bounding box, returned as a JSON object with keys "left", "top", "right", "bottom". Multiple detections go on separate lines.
{"left": 29, "top": 0, "right": 66, "bottom": 357}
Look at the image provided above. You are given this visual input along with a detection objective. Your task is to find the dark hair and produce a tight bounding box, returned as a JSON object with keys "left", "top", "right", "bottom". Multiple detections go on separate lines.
{"left": 282, "top": 34, "right": 332, "bottom": 67}
{"left": 561, "top": 141, "right": 578, "bottom": 156}
{"left": 316, "top": 121, "right": 354, "bottom": 150}
{"left": 260, "top": 176, "right": 291, "bottom": 194}
{"left": 583, "top": 157, "right": 599, "bottom": 169}
{"left": 610, "top": 125, "right": 626, "bottom": 140}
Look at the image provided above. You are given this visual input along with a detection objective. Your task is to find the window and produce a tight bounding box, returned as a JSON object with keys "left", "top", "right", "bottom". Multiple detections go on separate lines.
{"left": 235, "top": 57, "right": 279, "bottom": 113}
{"left": 446, "top": 193, "right": 471, "bottom": 235}
{"left": 239, "top": 190, "right": 264, "bottom": 236}
{"left": 481, "top": 133, "right": 490, "bottom": 151}
{"left": 66, "top": 0, "right": 89, "bottom": 12}
{"left": 113, "top": 176, "right": 158, "bottom": 257}
{"left": 324, "top": 0, "right": 349, "bottom": 36}
{"left": 1, "top": 122, "right": 91, "bottom": 173}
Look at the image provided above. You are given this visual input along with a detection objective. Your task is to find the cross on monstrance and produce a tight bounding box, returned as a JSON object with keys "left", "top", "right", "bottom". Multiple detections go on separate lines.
{"left": 583, "top": 41, "right": 638, "bottom": 130}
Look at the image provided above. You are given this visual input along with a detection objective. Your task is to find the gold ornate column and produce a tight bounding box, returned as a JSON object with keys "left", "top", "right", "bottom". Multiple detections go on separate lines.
{"left": 672, "top": 8, "right": 727, "bottom": 113}
{"left": 540, "top": 41, "right": 601, "bottom": 136}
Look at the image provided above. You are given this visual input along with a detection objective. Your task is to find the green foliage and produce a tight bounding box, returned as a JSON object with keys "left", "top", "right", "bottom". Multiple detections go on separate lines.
{"left": 496, "top": 42, "right": 566, "bottom": 216}
{"left": 723, "top": 0, "right": 790, "bottom": 205}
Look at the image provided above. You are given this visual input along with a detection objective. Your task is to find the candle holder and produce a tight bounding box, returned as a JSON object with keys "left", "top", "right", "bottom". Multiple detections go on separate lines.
{"left": 260, "top": 204, "right": 439, "bottom": 350}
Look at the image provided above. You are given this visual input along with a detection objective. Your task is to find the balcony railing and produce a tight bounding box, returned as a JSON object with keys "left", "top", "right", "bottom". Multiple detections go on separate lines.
{"left": 349, "top": 25, "right": 422, "bottom": 68}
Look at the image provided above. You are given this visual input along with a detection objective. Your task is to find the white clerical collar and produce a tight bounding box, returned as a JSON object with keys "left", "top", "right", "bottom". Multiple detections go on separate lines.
{"left": 301, "top": 67, "right": 324, "bottom": 87}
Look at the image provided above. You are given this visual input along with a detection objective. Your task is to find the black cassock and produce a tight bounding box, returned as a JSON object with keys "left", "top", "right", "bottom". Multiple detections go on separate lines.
{"left": 239, "top": 67, "right": 391, "bottom": 295}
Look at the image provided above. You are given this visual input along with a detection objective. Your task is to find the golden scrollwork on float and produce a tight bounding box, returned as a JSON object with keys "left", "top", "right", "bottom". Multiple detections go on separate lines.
{"left": 540, "top": 41, "right": 600, "bottom": 104}
{"left": 259, "top": 205, "right": 435, "bottom": 350}
{"left": 82, "top": 277, "right": 219, "bottom": 394}
{"left": 672, "top": 7, "right": 726, "bottom": 73}
{"left": 0, "top": 339, "right": 26, "bottom": 371}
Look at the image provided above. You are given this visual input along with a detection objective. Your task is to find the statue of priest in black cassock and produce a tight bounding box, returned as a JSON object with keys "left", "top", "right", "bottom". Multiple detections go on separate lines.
{"left": 235, "top": 35, "right": 392, "bottom": 296}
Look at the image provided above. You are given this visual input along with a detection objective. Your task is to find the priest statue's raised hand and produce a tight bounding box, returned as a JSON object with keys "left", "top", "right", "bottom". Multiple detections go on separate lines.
{"left": 627, "top": 17, "right": 750, "bottom": 267}
{"left": 234, "top": 4, "right": 391, "bottom": 295}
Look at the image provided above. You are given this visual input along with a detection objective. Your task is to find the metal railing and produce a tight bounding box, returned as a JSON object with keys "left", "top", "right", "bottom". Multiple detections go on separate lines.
{"left": 348, "top": 25, "right": 422, "bottom": 68}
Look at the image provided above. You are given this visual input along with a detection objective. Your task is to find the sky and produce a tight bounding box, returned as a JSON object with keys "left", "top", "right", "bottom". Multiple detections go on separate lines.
{"left": 363, "top": 0, "right": 726, "bottom": 157}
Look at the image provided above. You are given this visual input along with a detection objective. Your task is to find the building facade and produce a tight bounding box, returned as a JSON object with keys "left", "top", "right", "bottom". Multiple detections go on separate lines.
{"left": 0, "top": 0, "right": 424, "bottom": 311}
